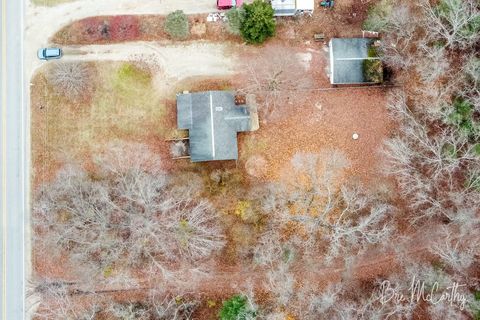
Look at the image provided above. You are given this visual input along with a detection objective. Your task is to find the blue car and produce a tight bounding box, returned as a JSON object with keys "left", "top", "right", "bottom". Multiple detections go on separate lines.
{"left": 37, "top": 48, "right": 63, "bottom": 60}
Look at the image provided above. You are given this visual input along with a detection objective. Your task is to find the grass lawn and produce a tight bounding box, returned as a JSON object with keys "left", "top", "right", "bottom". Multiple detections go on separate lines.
{"left": 31, "top": 62, "right": 166, "bottom": 185}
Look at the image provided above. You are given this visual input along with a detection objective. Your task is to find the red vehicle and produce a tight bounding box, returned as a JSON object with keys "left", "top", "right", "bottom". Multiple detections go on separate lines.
{"left": 217, "top": 0, "right": 243, "bottom": 10}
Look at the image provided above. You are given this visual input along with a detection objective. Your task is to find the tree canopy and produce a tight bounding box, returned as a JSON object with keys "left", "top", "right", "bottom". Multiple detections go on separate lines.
{"left": 240, "top": 0, "right": 276, "bottom": 44}
{"left": 164, "top": 10, "right": 190, "bottom": 40}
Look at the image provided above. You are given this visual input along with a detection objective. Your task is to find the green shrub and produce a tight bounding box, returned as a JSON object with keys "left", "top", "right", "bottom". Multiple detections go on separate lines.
{"left": 363, "top": 45, "right": 383, "bottom": 83}
{"left": 240, "top": 0, "right": 275, "bottom": 44}
{"left": 164, "top": 10, "right": 189, "bottom": 40}
{"left": 466, "top": 172, "right": 480, "bottom": 191}
{"left": 473, "top": 144, "right": 480, "bottom": 157}
{"left": 227, "top": 7, "right": 246, "bottom": 35}
{"left": 471, "top": 291, "right": 480, "bottom": 320}
{"left": 219, "top": 295, "right": 256, "bottom": 320}
{"left": 447, "top": 98, "right": 479, "bottom": 137}
{"left": 441, "top": 143, "right": 457, "bottom": 159}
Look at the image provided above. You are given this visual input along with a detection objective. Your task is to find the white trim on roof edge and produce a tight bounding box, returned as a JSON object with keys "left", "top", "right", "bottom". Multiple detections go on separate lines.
{"left": 209, "top": 92, "right": 216, "bottom": 159}
{"left": 329, "top": 39, "right": 334, "bottom": 84}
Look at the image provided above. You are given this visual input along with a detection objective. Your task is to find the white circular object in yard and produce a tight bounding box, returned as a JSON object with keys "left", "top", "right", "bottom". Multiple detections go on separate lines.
{"left": 352, "top": 133, "right": 359, "bottom": 140}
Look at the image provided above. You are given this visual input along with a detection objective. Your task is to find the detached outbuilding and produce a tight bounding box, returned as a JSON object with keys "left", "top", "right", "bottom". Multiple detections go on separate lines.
{"left": 270, "top": 0, "right": 314, "bottom": 16}
{"left": 176, "top": 91, "right": 258, "bottom": 162}
{"left": 328, "top": 38, "right": 383, "bottom": 85}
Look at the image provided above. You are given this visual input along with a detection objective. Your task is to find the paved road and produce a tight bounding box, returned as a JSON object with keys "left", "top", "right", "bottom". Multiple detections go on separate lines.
{"left": 1, "top": 0, "right": 26, "bottom": 319}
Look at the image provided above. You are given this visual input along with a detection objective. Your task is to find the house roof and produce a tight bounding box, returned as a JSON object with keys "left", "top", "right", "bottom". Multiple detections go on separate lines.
{"left": 329, "top": 38, "right": 375, "bottom": 84}
{"left": 177, "top": 91, "right": 253, "bottom": 162}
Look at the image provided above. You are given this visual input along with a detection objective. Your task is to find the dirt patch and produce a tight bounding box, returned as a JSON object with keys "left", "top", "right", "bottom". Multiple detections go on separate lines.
{"left": 238, "top": 87, "right": 393, "bottom": 185}
{"left": 245, "top": 155, "right": 268, "bottom": 178}
{"left": 58, "top": 42, "right": 238, "bottom": 96}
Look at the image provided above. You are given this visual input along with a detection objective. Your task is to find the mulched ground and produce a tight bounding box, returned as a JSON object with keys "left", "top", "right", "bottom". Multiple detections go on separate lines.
{"left": 238, "top": 86, "right": 394, "bottom": 185}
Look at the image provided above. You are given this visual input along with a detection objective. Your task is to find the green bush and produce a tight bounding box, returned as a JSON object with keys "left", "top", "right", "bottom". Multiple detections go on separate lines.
{"left": 227, "top": 7, "right": 246, "bottom": 35}
{"left": 471, "top": 291, "right": 480, "bottom": 320}
{"left": 473, "top": 144, "right": 480, "bottom": 157}
{"left": 441, "top": 143, "right": 457, "bottom": 159}
{"left": 363, "top": 45, "right": 383, "bottom": 83}
{"left": 447, "top": 98, "right": 479, "bottom": 137}
{"left": 466, "top": 171, "right": 480, "bottom": 191}
{"left": 164, "top": 10, "right": 189, "bottom": 40}
{"left": 219, "top": 295, "right": 256, "bottom": 320}
{"left": 240, "top": 0, "right": 275, "bottom": 44}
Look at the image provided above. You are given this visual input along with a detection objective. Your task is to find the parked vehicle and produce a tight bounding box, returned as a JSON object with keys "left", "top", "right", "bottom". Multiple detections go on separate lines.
{"left": 320, "top": 0, "right": 334, "bottom": 8}
{"left": 217, "top": 0, "right": 243, "bottom": 10}
{"left": 37, "top": 48, "right": 63, "bottom": 60}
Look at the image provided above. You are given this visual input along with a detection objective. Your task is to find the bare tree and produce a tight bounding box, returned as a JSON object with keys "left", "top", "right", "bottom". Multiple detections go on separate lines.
{"left": 429, "top": 227, "right": 479, "bottom": 274}
{"left": 46, "top": 62, "right": 95, "bottom": 102}
{"left": 383, "top": 90, "right": 480, "bottom": 222}
{"left": 150, "top": 293, "right": 198, "bottom": 320}
{"left": 419, "top": 0, "right": 480, "bottom": 49}
{"left": 374, "top": 4, "right": 418, "bottom": 71}
{"left": 34, "top": 143, "right": 225, "bottom": 278}
{"left": 254, "top": 151, "right": 393, "bottom": 264}
{"left": 306, "top": 284, "right": 341, "bottom": 316}
{"left": 265, "top": 263, "right": 295, "bottom": 307}
{"left": 462, "top": 56, "right": 480, "bottom": 111}
{"left": 109, "top": 303, "right": 151, "bottom": 320}
{"left": 29, "top": 278, "right": 100, "bottom": 320}
{"left": 252, "top": 229, "right": 284, "bottom": 266}
{"left": 30, "top": 279, "right": 199, "bottom": 320}
{"left": 108, "top": 293, "right": 199, "bottom": 320}
{"left": 416, "top": 42, "right": 450, "bottom": 84}
{"left": 238, "top": 45, "right": 313, "bottom": 120}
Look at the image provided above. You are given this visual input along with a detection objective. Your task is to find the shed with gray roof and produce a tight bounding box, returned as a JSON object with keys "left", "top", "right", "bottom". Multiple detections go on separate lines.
{"left": 329, "top": 38, "right": 379, "bottom": 85}
{"left": 176, "top": 91, "right": 257, "bottom": 162}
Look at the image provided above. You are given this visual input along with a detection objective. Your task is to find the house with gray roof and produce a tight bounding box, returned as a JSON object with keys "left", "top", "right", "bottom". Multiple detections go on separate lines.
{"left": 328, "top": 38, "right": 381, "bottom": 85}
{"left": 176, "top": 91, "right": 258, "bottom": 162}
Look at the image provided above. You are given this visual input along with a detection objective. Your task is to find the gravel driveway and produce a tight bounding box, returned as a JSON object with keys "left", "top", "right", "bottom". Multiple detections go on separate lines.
{"left": 26, "top": 0, "right": 217, "bottom": 77}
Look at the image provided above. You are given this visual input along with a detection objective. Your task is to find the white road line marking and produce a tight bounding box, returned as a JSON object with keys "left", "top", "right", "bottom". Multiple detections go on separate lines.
{"left": 225, "top": 116, "right": 250, "bottom": 120}
{"left": 1, "top": 0, "right": 8, "bottom": 316}
{"left": 329, "top": 39, "right": 334, "bottom": 84}
{"left": 20, "top": 0, "right": 26, "bottom": 316}
{"left": 209, "top": 92, "right": 215, "bottom": 159}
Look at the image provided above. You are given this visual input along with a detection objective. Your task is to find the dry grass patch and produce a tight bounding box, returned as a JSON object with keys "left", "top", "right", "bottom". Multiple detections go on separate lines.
{"left": 31, "top": 61, "right": 166, "bottom": 185}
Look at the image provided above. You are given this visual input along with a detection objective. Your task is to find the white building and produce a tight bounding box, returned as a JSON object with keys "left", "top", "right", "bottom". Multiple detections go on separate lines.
{"left": 270, "top": 0, "right": 314, "bottom": 16}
